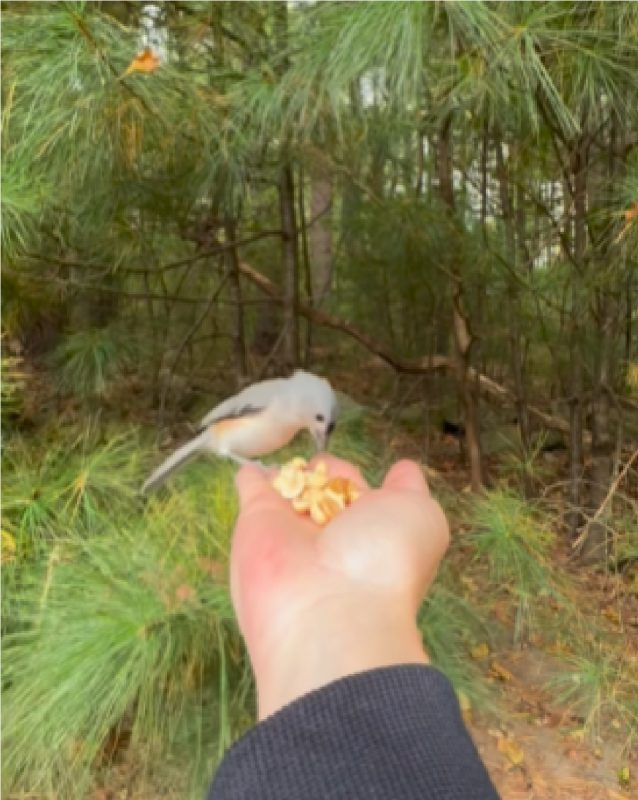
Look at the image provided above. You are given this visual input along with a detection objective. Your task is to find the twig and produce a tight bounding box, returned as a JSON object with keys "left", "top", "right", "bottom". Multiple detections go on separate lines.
{"left": 3, "top": 268, "right": 209, "bottom": 305}
{"left": 158, "top": 271, "right": 232, "bottom": 421}
{"left": 236, "top": 260, "right": 587, "bottom": 441}
{"left": 20, "top": 209, "right": 332, "bottom": 277}
{"left": 571, "top": 446, "right": 638, "bottom": 551}
{"left": 22, "top": 230, "right": 283, "bottom": 275}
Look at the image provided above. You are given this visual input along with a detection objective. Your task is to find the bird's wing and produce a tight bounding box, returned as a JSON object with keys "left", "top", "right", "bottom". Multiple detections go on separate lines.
{"left": 198, "top": 377, "right": 286, "bottom": 430}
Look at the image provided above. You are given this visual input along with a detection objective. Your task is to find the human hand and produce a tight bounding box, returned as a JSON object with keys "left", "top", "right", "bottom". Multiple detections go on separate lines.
{"left": 230, "top": 456, "right": 450, "bottom": 719}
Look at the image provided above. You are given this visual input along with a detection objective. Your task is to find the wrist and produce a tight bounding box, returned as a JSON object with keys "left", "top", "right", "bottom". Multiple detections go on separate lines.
{"left": 252, "top": 591, "right": 428, "bottom": 720}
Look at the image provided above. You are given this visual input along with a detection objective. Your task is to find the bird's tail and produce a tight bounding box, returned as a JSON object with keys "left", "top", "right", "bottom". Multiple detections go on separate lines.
{"left": 142, "top": 431, "right": 209, "bottom": 493}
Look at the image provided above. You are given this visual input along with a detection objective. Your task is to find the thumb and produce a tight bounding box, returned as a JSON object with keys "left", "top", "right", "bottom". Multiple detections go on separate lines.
{"left": 382, "top": 459, "right": 430, "bottom": 494}
{"left": 235, "top": 464, "right": 272, "bottom": 510}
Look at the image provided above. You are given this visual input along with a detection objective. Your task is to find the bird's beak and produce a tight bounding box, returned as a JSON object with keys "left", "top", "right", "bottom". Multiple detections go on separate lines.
{"left": 312, "top": 422, "right": 335, "bottom": 453}
{"left": 312, "top": 430, "right": 327, "bottom": 452}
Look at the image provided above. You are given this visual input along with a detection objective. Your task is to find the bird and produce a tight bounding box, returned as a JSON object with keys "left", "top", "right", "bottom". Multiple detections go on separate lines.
{"left": 141, "top": 370, "right": 338, "bottom": 493}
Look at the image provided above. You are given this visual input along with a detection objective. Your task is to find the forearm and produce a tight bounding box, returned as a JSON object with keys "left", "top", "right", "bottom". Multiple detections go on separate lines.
{"left": 208, "top": 664, "right": 499, "bottom": 800}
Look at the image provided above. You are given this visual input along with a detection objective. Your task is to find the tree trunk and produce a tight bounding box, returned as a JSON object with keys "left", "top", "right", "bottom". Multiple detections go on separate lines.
{"left": 223, "top": 217, "right": 248, "bottom": 389}
{"left": 297, "top": 165, "right": 313, "bottom": 366}
{"left": 583, "top": 304, "right": 613, "bottom": 563}
{"left": 279, "top": 163, "right": 300, "bottom": 368}
{"left": 626, "top": 270, "right": 634, "bottom": 365}
{"left": 582, "top": 122, "right": 622, "bottom": 564}
{"left": 437, "top": 116, "right": 483, "bottom": 491}
{"left": 566, "top": 136, "right": 587, "bottom": 539}
{"left": 309, "top": 166, "right": 333, "bottom": 307}
{"left": 495, "top": 136, "right": 533, "bottom": 495}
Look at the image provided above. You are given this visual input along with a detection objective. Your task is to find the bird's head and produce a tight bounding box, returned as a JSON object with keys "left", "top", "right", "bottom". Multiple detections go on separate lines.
{"left": 289, "top": 370, "right": 338, "bottom": 452}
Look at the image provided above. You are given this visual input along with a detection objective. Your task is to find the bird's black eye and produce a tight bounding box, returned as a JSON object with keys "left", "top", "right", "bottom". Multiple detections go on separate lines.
{"left": 315, "top": 414, "right": 325, "bottom": 422}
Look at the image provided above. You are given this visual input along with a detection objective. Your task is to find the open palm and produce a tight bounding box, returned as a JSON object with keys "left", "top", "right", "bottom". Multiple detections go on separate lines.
{"left": 230, "top": 456, "right": 450, "bottom": 719}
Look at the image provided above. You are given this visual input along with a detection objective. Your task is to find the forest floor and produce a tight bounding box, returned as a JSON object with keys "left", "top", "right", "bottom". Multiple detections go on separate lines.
{"left": 7, "top": 363, "right": 636, "bottom": 800}
{"left": 411, "top": 432, "right": 637, "bottom": 800}
{"left": 95, "top": 559, "right": 637, "bottom": 800}
{"left": 93, "top": 437, "right": 636, "bottom": 800}
{"left": 469, "top": 638, "right": 636, "bottom": 800}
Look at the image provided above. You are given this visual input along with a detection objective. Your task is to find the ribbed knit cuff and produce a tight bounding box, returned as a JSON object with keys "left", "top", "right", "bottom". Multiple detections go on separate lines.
{"left": 207, "top": 664, "right": 499, "bottom": 800}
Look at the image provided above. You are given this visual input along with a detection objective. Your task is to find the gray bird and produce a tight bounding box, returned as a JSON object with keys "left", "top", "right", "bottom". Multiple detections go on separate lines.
{"left": 142, "top": 370, "right": 338, "bottom": 492}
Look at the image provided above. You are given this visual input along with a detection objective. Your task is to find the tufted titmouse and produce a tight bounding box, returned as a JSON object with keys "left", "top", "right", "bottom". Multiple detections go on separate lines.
{"left": 142, "top": 370, "right": 338, "bottom": 493}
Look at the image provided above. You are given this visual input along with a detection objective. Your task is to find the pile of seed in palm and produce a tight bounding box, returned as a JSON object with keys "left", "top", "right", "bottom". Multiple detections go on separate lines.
{"left": 272, "top": 458, "right": 361, "bottom": 525}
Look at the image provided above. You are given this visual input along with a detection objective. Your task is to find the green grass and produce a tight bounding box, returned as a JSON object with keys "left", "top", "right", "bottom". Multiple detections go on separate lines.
{"left": 2, "top": 444, "right": 249, "bottom": 799}
{"left": 467, "top": 489, "right": 564, "bottom": 642}
{"left": 51, "top": 328, "right": 132, "bottom": 400}
{"left": 2, "top": 417, "right": 632, "bottom": 797}
{"left": 420, "top": 570, "right": 494, "bottom": 711}
{"left": 547, "top": 645, "right": 638, "bottom": 744}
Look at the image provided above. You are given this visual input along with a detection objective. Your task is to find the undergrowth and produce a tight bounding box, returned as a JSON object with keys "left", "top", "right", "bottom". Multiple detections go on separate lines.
{"left": 467, "top": 489, "right": 566, "bottom": 643}
{"left": 1, "top": 410, "right": 635, "bottom": 796}
{"left": 548, "top": 644, "right": 638, "bottom": 746}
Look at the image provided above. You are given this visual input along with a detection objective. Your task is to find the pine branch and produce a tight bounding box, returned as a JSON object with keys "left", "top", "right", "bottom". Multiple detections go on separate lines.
{"left": 236, "top": 259, "right": 588, "bottom": 441}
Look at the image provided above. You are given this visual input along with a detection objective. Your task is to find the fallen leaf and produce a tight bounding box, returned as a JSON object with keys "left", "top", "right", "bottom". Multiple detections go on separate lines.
{"left": 547, "top": 638, "right": 571, "bottom": 655}
{"left": 624, "top": 202, "right": 638, "bottom": 223}
{"left": 460, "top": 575, "right": 478, "bottom": 592}
{"left": 1, "top": 529, "right": 16, "bottom": 564}
{"left": 198, "top": 557, "right": 225, "bottom": 581}
{"left": 123, "top": 47, "right": 160, "bottom": 77}
{"left": 490, "top": 660, "right": 514, "bottom": 682}
{"left": 568, "top": 727, "right": 586, "bottom": 742}
{"left": 618, "top": 765, "right": 630, "bottom": 787}
{"left": 602, "top": 606, "right": 621, "bottom": 624}
{"left": 497, "top": 734, "right": 525, "bottom": 766}
{"left": 471, "top": 642, "right": 490, "bottom": 659}
{"left": 175, "top": 583, "right": 196, "bottom": 602}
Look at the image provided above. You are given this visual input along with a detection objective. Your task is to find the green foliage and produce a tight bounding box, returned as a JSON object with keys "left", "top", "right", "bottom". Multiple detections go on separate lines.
{"left": 612, "top": 511, "right": 638, "bottom": 570}
{"left": 420, "top": 574, "right": 493, "bottom": 709}
{"left": 1, "top": 351, "right": 26, "bottom": 426}
{"left": 0, "top": 162, "right": 48, "bottom": 257}
{"left": 2, "top": 429, "right": 143, "bottom": 558}
{"left": 1, "top": 417, "right": 493, "bottom": 798}
{"left": 2, "top": 448, "right": 250, "bottom": 799}
{"left": 2, "top": 0, "right": 637, "bottom": 793}
{"left": 495, "top": 431, "right": 556, "bottom": 492}
{"left": 468, "top": 490, "right": 560, "bottom": 641}
{"left": 548, "top": 645, "right": 638, "bottom": 741}
{"left": 51, "top": 328, "right": 130, "bottom": 399}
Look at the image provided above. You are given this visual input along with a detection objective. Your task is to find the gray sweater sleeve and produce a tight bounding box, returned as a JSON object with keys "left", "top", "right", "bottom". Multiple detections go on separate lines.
{"left": 207, "top": 665, "right": 500, "bottom": 800}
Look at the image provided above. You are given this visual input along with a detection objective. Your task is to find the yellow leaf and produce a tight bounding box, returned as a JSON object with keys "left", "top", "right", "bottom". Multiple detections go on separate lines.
{"left": 602, "top": 606, "right": 621, "bottom": 624}
{"left": 568, "top": 727, "right": 586, "bottom": 742}
{"left": 497, "top": 735, "right": 525, "bottom": 766}
{"left": 123, "top": 47, "right": 160, "bottom": 77}
{"left": 471, "top": 642, "right": 489, "bottom": 659}
{"left": 460, "top": 574, "right": 477, "bottom": 591}
{"left": 624, "top": 202, "right": 638, "bottom": 223}
{"left": 626, "top": 363, "right": 638, "bottom": 392}
{"left": 1, "top": 529, "right": 16, "bottom": 564}
{"left": 618, "top": 765, "right": 630, "bottom": 787}
{"left": 490, "top": 660, "right": 514, "bottom": 682}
